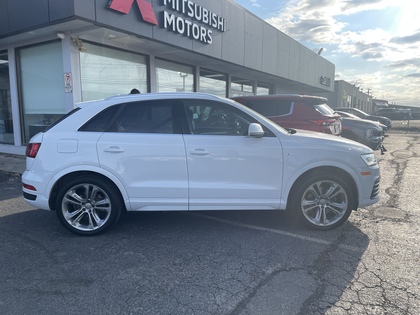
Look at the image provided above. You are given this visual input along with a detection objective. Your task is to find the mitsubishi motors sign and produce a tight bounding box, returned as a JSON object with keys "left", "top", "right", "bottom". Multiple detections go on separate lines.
{"left": 108, "top": 0, "right": 226, "bottom": 44}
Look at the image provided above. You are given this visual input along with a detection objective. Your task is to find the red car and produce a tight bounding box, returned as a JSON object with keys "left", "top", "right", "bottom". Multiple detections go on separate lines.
{"left": 232, "top": 94, "right": 342, "bottom": 135}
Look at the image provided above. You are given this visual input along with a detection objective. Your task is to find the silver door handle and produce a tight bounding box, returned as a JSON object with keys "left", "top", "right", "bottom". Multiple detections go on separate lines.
{"left": 104, "top": 146, "right": 125, "bottom": 153}
{"left": 190, "top": 149, "right": 210, "bottom": 155}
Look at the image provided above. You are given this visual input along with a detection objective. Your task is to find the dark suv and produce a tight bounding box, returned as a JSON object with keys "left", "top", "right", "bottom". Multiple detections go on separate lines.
{"left": 334, "top": 107, "right": 392, "bottom": 130}
{"left": 232, "top": 94, "right": 342, "bottom": 135}
{"left": 375, "top": 108, "right": 412, "bottom": 120}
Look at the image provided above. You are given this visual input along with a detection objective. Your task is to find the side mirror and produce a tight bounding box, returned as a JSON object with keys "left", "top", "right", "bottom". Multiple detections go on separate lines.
{"left": 248, "top": 123, "right": 265, "bottom": 138}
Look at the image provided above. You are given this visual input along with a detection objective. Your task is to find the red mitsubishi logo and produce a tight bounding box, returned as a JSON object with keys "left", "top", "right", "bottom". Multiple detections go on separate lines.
{"left": 108, "top": 0, "right": 158, "bottom": 25}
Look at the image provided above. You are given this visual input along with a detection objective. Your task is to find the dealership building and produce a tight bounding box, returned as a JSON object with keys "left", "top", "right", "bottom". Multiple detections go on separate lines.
{"left": 0, "top": 0, "right": 334, "bottom": 155}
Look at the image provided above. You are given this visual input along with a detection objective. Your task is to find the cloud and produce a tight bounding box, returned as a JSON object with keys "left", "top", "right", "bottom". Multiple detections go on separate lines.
{"left": 247, "top": 0, "right": 420, "bottom": 104}
{"left": 340, "top": 0, "right": 385, "bottom": 12}
{"left": 385, "top": 58, "right": 420, "bottom": 69}
{"left": 352, "top": 41, "right": 386, "bottom": 60}
{"left": 360, "top": 51, "right": 384, "bottom": 60}
{"left": 405, "top": 73, "right": 420, "bottom": 78}
{"left": 250, "top": 0, "right": 261, "bottom": 8}
{"left": 265, "top": 3, "right": 347, "bottom": 44}
{"left": 390, "top": 32, "right": 420, "bottom": 44}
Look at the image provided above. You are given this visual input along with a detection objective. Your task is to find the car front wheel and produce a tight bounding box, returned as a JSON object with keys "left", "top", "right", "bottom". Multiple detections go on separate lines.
{"left": 289, "top": 174, "right": 355, "bottom": 230}
{"left": 55, "top": 175, "right": 122, "bottom": 236}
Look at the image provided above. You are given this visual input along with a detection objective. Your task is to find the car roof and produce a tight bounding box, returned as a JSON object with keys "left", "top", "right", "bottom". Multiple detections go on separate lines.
{"left": 231, "top": 94, "right": 327, "bottom": 102}
{"left": 75, "top": 92, "right": 230, "bottom": 109}
{"left": 335, "top": 107, "right": 366, "bottom": 113}
{"left": 335, "top": 110, "right": 360, "bottom": 118}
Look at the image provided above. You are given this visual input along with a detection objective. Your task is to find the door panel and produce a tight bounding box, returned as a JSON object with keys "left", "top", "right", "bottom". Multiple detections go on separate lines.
{"left": 97, "top": 133, "right": 188, "bottom": 211}
{"left": 182, "top": 100, "right": 283, "bottom": 210}
{"left": 184, "top": 135, "right": 283, "bottom": 210}
{"left": 96, "top": 101, "right": 188, "bottom": 211}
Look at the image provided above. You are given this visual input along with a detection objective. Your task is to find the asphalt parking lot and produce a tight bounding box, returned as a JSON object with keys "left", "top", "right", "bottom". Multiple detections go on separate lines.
{"left": 0, "top": 128, "right": 419, "bottom": 315}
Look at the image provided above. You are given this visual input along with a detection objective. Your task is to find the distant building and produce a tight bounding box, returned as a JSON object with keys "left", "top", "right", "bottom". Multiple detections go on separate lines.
{"left": 316, "top": 80, "right": 373, "bottom": 113}
{"left": 373, "top": 99, "right": 389, "bottom": 109}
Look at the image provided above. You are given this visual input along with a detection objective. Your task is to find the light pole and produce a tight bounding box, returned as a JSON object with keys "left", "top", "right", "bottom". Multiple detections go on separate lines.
{"left": 179, "top": 72, "right": 188, "bottom": 92}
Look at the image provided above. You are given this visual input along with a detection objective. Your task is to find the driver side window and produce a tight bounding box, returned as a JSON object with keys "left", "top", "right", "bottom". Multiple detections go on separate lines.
{"left": 183, "top": 100, "right": 252, "bottom": 136}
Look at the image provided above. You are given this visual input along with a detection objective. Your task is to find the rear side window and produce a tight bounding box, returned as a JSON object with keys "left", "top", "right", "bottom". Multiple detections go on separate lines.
{"left": 80, "top": 101, "right": 175, "bottom": 134}
{"left": 113, "top": 101, "right": 174, "bottom": 134}
{"left": 80, "top": 105, "right": 121, "bottom": 132}
{"left": 244, "top": 100, "right": 292, "bottom": 116}
{"left": 44, "top": 108, "right": 81, "bottom": 132}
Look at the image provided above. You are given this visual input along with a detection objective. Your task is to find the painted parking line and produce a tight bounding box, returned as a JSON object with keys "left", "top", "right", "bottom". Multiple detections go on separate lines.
{"left": 188, "top": 212, "right": 363, "bottom": 253}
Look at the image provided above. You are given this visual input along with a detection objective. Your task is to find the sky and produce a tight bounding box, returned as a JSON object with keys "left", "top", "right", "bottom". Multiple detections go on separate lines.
{"left": 233, "top": 0, "right": 420, "bottom": 106}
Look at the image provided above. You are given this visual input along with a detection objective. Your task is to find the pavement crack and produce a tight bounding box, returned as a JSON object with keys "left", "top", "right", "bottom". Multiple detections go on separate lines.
{"left": 297, "top": 232, "right": 346, "bottom": 315}
{"left": 229, "top": 266, "right": 305, "bottom": 315}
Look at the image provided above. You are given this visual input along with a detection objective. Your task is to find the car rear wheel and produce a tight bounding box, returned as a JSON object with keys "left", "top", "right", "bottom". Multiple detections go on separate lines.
{"left": 55, "top": 175, "right": 122, "bottom": 236}
{"left": 289, "top": 174, "right": 354, "bottom": 230}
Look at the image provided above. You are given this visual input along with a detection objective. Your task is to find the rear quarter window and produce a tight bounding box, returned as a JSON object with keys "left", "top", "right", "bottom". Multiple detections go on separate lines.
{"left": 79, "top": 105, "right": 121, "bottom": 132}
{"left": 244, "top": 100, "right": 292, "bottom": 116}
{"left": 43, "top": 108, "right": 81, "bottom": 132}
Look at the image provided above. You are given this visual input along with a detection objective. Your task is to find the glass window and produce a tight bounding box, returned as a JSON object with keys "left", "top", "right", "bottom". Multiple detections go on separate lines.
{"left": 183, "top": 100, "right": 252, "bottom": 136}
{"left": 313, "top": 103, "right": 335, "bottom": 115}
{"left": 0, "top": 51, "right": 13, "bottom": 144}
{"left": 244, "top": 99, "right": 292, "bottom": 116}
{"left": 199, "top": 69, "right": 226, "bottom": 97}
{"left": 113, "top": 101, "right": 174, "bottom": 134}
{"left": 256, "top": 82, "right": 272, "bottom": 95}
{"left": 17, "top": 41, "right": 66, "bottom": 143}
{"left": 80, "top": 105, "right": 121, "bottom": 132}
{"left": 230, "top": 77, "right": 253, "bottom": 97}
{"left": 80, "top": 43, "right": 147, "bottom": 101}
{"left": 155, "top": 59, "right": 194, "bottom": 92}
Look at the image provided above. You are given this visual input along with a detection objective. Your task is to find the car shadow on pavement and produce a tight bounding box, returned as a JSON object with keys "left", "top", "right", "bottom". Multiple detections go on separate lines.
{"left": 0, "top": 207, "right": 369, "bottom": 314}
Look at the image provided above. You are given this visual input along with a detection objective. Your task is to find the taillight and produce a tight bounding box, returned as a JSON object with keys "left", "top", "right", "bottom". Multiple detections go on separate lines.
{"left": 23, "top": 183, "right": 37, "bottom": 191}
{"left": 26, "top": 143, "right": 41, "bottom": 158}
{"left": 307, "top": 119, "right": 337, "bottom": 126}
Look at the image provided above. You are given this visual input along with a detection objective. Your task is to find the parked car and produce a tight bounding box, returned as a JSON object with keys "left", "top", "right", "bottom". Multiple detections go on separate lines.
{"left": 375, "top": 108, "right": 412, "bottom": 120}
{"left": 22, "top": 93, "right": 380, "bottom": 235}
{"left": 336, "top": 111, "right": 387, "bottom": 134}
{"left": 231, "top": 94, "right": 342, "bottom": 135}
{"left": 335, "top": 111, "right": 386, "bottom": 152}
{"left": 334, "top": 107, "right": 392, "bottom": 130}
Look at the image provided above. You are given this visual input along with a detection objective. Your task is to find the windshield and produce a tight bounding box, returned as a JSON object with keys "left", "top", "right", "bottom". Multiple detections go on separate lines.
{"left": 228, "top": 99, "right": 289, "bottom": 135}
{"left": 313, "top": 103, "right": 336, "bottom": 115}
{"left": 337, "top": 111, "right": 360, "bottom": 119}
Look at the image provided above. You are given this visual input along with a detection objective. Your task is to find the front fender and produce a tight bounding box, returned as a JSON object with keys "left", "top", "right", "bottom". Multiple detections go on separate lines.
{"left": 280, "top": 160, "right": 362, "bottom": 209}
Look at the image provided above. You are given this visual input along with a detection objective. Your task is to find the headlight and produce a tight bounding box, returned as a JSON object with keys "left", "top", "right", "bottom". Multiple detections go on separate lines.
{"left": 365, "top": 129, "right": 374, "bottom": 138}
{"left": 361, "top": 153, "right": 377, "bottom": 166}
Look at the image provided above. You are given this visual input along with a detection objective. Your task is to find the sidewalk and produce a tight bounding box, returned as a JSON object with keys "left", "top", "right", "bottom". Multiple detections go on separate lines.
{"left": 0, "top": 153, "right": 25, "bottom": 177}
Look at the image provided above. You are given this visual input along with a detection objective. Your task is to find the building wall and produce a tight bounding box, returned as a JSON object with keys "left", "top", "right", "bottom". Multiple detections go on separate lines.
{"left": 0, "top": 0, "right": 337, "bottom": 154}
{"left": 317, "top": 80, "right": 373, "bottom": 114}
{"left": 0, "top": 0, "right": 334, "bottom": 93}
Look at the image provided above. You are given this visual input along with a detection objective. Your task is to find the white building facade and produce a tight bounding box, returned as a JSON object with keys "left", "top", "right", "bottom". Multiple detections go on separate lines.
{"left": 0, "top": 0, "right": 335, "bottom": 154}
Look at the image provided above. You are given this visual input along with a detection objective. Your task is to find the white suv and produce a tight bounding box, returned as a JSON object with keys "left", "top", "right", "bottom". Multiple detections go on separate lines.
{"left": 22, "top": 93, "right": 380, "bottom": 235}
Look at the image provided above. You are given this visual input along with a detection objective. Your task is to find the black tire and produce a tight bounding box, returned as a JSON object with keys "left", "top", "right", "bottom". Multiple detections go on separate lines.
{"left": 55, "top": 175, "right": 122, "bottom": 236}
{"left": 289, "top": 174, "right": 355, "bottom": 230}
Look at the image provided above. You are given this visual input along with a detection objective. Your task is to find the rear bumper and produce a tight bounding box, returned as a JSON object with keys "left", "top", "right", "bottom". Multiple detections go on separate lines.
{"left": 22, "top": 169, "right": 53, "bottom": 210}
{"left": 22, "top": 189, "right": 51, "bottom": 210}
